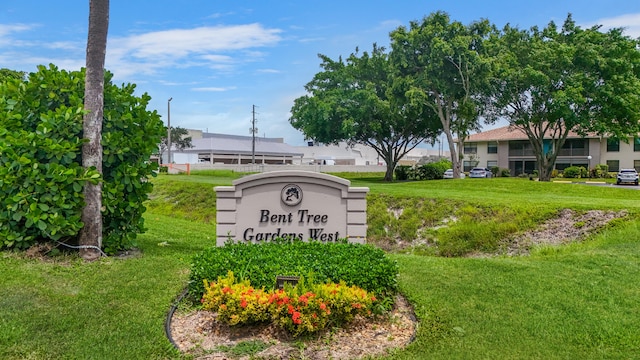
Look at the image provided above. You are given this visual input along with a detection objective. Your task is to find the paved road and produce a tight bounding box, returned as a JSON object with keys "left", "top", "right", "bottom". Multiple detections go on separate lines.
{"left": 579, "top": 181, "right": 640, "bottom": 190}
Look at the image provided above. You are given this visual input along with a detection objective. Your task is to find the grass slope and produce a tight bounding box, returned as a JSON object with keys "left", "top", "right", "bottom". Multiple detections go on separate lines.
{"left": 1, "top": 172, "right": 639, "bottom": 359}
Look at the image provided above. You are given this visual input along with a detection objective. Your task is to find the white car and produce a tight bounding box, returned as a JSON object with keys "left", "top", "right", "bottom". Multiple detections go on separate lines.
{"left": 443, "top": 169, "right": 465, "bottom": 179}
{"left": 616, "top": 169, "right": 639, "bottom": 185}
{"left": 469, "top": 167, "right": 492, "bottom": 178}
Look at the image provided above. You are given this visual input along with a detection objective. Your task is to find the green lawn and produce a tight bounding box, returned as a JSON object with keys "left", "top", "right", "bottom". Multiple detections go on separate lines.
{"left": 1, "top": 173, "right": 640, "bottom": 359}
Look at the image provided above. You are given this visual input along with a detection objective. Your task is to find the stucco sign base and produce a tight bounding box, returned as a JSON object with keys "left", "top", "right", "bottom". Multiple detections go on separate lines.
{"left": 214, "top": 171, "right": 369, "bottom": 246}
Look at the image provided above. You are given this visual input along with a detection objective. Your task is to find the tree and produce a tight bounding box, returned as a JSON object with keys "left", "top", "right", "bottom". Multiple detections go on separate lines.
{"left": 389, "top": 11, "right": 495, "bottom": 179}
{"left": 0, "top": 68, "right": 26, "bottom": 82}
{"left": 79, "top": 0, "right": 109, "bottom": 260}
{"left": 158, "top": 126, "right": 194, "bottom": 164}
{"left": 290, "top": 45, "right": 441, "bottom": 181}
{"left": 491, "top": 15, "right": 640, "bottom": 181}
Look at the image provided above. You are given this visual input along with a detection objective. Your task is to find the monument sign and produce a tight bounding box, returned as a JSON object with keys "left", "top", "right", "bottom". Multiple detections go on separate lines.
{"left": 214, "top": 171, "right": 369, "bottom": 246}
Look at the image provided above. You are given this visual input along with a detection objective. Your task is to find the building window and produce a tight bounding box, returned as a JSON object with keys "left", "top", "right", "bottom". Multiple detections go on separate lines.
{"left": 463, "top": 142, "right": 477, "bottom": 154}
{"left": 487, "top": 160, "right": 498, "bottom": 169}
{"left": 634, "top": 160, "right": 640, "bottom": 172}
{"left": 487, "top": 141, "right": 498, "bottom": 154}
{"left": 634, "top": 137, "right": 640, "bottom": 152}
{"left": 463, "top": 160, "right": 478, "bottom": 172}
{"left": 559, "top": 139, "right": 588, "bottom": 156}
{"left": 508, "top": 140, "right": 534, "bottom": 156}
{"left": 607, "top": 139, "right": 620, "bottom": 152}
{"left": 606, "top": 160, "right": 620, "bottom": 172}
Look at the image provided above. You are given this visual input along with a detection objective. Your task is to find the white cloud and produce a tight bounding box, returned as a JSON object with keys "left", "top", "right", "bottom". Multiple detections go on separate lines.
{"left": 0, "top": 23, "right": 33, "bottom": 37}
{"left": 111, "top": 24, "right": 281, "bottom": 59}
{"left": 191, "top": 86, "right": 237, "bottom": 92}
{"left": 0, "top": 23, "right": 36, "bottom": 47}
{"left": 106, "top": 23, "right": 282, "bottom": 78}
{"left": 256, "top": 68, "right": 280, "bottom": 74}
{"left": 588, "top": 13, "right": 640, "bottom": 38}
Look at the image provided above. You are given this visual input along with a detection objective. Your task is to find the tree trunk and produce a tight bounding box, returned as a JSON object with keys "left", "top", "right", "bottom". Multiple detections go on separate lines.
{"left": 445, "top": 130, "right": 460, "bottom": 178}
{"left": 537, "top": 156, "right": 553, "bottom": 182}
{"left": 383, "top": 151, "right": 395, "bottom": 182}
{"left": 79, "top": 0, "right": 109, "bottom": 261}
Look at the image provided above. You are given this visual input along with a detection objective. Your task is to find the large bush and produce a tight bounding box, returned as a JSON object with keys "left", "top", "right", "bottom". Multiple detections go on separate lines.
{"left": 0, "top": 65, "right": 164, "bottom": 252}
{"left": 412, "top": 159, "right": 452, "bottom": 180}
{"left": 562, "top": 166, "right": 588, "bottom": 179}
{"left": 189, "top": 240, "right": 399, "bottom": 306}
{"left": 394, "top": 165, "right": 412, "bottom": 181}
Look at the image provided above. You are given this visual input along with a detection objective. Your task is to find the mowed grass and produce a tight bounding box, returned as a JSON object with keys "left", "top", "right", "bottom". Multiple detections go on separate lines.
{"left": 1, "top": 172, "right": 640, "bottom": 359}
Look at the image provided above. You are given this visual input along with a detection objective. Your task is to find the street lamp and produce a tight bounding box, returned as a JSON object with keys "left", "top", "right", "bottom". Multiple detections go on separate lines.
{"left": 587, "top": 155, "right": 592, "bottom": 177}
{"left": 167, "top": 97, "right": 172, "bottom": 164}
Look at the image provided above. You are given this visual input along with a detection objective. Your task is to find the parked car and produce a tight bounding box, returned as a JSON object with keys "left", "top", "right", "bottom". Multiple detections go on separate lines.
{"left": 469, "top": 167, "right": 492, "bottom": 178}
{"left": 443, "top": 169, "right": 465, "bottom": 179}
{"left": 616, "top": 168, "right": 639, "bottom": 185}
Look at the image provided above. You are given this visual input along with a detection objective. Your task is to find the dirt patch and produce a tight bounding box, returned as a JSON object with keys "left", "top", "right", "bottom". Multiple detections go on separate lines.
{"left": 372, "top": 208, "right": 628, "bottom": 256}
{"left": 169, "top": 294, "right": 417, "bottom": 359}
{"left": 502, "top": 209, "right": 628, "bottom": 255}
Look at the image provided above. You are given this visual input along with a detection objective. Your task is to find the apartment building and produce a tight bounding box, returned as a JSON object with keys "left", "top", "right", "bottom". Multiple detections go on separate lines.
{"left": 461, "top": 125, "right": 640, "bottom": 176}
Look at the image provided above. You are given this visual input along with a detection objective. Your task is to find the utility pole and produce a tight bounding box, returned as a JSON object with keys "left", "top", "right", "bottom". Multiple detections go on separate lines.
{"left": 250, "top": 105, "right": 258, "bottom": 164}
{"left": 167, "top": 97, "right": 172, "bottom": 164}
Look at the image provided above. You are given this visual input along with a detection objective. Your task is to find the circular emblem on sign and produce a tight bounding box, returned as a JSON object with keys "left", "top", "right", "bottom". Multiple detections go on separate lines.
{"left": 281, "top": 184, "right": 303, "bottom": 206}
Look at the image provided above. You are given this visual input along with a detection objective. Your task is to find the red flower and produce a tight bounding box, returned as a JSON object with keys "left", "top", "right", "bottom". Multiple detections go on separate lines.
{"left": 292, "top": 311, "right": 302, "bottom": 325}
{"left": 240, "top": 299, "right": 248, "bottom": 308}
{"left": 319, "top": 303, "right": 326, "bottom": 310}
{"left": 352, "top": 303, "right": 362, "bottom": 309}
{"left": 287, "top": 304, "right": 295, "bottom": 314}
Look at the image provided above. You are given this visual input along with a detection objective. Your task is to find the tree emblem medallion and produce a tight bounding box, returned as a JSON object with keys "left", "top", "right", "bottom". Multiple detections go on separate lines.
{"left": 281, "top": 184, "right": 302, "bottom": 206}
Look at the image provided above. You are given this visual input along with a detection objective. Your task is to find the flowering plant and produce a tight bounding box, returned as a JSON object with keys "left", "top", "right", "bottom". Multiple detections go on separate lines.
{"left": 201, "top": 272, "right": 377, "bottom": 337}
{"left": 201, "top": 272, "right": 271, "bottom": 325}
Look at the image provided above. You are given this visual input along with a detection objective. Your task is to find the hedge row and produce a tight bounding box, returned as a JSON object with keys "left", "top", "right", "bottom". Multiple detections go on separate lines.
{"left": 189, "top": 240, "right": 398, "bottom": 306}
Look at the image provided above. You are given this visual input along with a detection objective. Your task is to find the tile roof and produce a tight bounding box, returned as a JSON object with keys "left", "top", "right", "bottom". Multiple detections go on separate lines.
{"left": 463, "top": 125, "right": 601, "bottom": 142}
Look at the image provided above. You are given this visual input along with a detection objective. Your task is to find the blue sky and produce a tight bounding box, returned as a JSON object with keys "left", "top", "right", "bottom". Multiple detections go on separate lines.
{"left": 1, "top": 1, "right": 639, "bottom": 146}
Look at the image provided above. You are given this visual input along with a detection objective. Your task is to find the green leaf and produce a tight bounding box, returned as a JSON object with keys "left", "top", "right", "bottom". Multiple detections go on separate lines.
{"left": 12, "top": 212, "right": 23, "bottom": 222}
{"left": 36, "top": 220, "right": 47, "bottom": 231}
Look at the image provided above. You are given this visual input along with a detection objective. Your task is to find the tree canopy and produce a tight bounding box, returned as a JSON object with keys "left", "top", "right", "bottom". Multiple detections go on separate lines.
{"left": 158, "top": 126, "right": 194, "bottom": 163}
{"left": 289, "top": 45, "right": 441, "bottom": 181}
{"left": 389, "top": 11, "right": 495, "bottom": 179}
{"left": 490, "top": 14, "right": 640, "bottom": 180}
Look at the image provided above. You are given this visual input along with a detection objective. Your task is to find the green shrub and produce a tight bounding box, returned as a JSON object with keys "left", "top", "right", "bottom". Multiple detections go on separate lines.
{"left": 412, "top": 159, "right": 452, "bottom": 180}
{"left": 394, "top": 165, "right": 412, "bottom": 181}
{"left": 0, "top": 65, "right": 164, "bottom": 252}
{"left": 590, "top": 164, "right": 609, "bottom": 179}
{"left": 562, "top": 166, "right": 587, "bottom": 178}
{"left": 500, "top": 168, "right": 511, "bottom": 177}
{"left": 189, "top": 240, "right": 398, "bottom": 306}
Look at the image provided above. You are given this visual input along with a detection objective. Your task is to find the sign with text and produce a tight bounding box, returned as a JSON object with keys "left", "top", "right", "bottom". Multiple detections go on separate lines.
{"left": 215, "top": 171, "right": 368, "bottom": 246}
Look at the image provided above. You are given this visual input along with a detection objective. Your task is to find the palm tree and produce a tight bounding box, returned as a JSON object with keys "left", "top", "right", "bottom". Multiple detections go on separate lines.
{"left": 79, "top": 0, "right": 109, "bottom": 261}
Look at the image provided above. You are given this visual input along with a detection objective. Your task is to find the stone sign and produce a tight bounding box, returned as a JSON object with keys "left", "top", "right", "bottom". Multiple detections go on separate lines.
{"left": 214, "top": 171, "right": 369, "bottom": 246}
